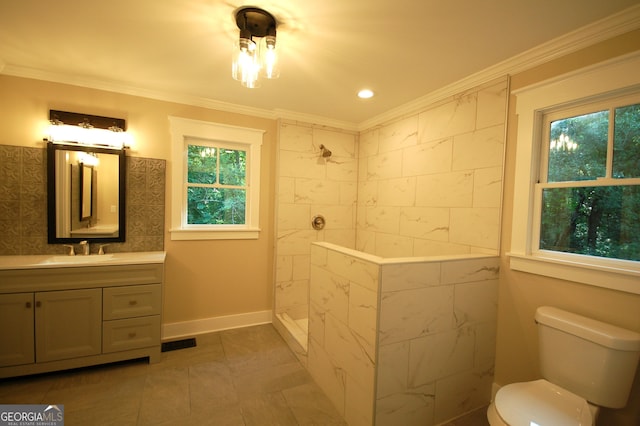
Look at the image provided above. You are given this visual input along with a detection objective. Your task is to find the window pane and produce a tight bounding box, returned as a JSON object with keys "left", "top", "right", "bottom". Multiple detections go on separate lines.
{"left": 187, "top": 145, "right": 217, "bottom": 184}
{"left": 187, "top": 187, "right": 246, "bottom": 225}
{"left": 613, "top": 103, "right": 640, "bottom": 178}
{"left": 548, "top": 111, "right": 608, "bottom": 182}
{"left": 540, "top": 186, "right": 640, "bottom": 261}
{"left": 219, "top": 148, "right": 246, "bottom": 186}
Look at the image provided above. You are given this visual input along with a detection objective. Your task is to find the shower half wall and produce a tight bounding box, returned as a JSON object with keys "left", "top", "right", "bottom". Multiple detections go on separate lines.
{"left": 306, "top": 242, "right": 499, "bottom": 425}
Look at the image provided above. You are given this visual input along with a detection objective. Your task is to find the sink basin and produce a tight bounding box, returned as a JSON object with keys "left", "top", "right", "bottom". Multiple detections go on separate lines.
{"left": 41, "top": 254, "right": 115, "bottom": 265}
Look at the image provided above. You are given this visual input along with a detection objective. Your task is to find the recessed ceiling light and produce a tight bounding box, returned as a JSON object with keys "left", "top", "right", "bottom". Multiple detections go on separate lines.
{"left": 357, "top": 89, "right": 374, "bottom": 99}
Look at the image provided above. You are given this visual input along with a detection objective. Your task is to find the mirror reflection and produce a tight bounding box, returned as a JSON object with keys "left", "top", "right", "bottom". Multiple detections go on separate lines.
{"left": 47, "top": 142, "right": 126, "bottom": 243}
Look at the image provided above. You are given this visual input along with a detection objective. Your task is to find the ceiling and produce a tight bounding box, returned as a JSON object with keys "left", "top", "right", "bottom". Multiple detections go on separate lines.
{"left": 0, "top": 0, "right": 638, "bottom": 128}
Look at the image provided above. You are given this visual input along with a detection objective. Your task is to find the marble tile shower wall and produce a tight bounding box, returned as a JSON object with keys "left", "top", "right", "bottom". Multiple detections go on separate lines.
{"left": 0, "top": 145, "right": 165, "bottom": 255}
{"left": 376, "top": 256, "right": 499, "bottom": 426}
{"left": 357, "top": 79, "right": 508, "bottom": 257}
{"left": 275, "top": 122, "right": 358, "bottom": 321}
{"left": 308, "top": 242, "right": 498, "bottom": 426}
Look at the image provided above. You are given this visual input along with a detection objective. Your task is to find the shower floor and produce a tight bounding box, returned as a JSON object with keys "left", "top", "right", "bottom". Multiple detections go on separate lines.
{"left": 276, "top": 312, "right": 308, "bottom": 351}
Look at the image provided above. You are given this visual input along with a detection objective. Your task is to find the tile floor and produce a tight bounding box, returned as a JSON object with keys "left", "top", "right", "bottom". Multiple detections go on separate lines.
{"left": 0, "top": 324, "right": 488, "bottom": 425}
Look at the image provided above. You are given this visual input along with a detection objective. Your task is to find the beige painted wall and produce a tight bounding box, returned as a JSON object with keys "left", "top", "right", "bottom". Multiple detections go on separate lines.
{"left": 0, "top": 75, "right": 277, "bottom": 325}
{"left": 497, "top": 29, "right": 640, "bottom": 425}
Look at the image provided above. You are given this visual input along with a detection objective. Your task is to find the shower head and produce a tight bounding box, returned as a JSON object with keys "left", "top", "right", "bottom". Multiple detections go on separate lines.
{"left": 319, "top": 144, "right": 332, "bottom": 158}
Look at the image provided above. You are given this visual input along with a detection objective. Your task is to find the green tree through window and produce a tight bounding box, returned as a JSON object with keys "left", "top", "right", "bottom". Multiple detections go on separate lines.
{"left": 186, "top": 144, "right": 247, "bottom": 225}
{"left": 539, "top": 102, "right": 640, "bottom": 261}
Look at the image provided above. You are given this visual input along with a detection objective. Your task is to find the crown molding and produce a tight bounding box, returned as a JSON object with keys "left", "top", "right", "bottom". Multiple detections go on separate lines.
{"left": 357, "top": 4, "right": 640, "bottom": 131}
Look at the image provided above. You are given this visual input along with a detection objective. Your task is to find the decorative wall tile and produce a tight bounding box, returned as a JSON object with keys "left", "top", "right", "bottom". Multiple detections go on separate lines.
{"left": 418, "top": 93, "right": 477, "bottom": 143}
{"left": 0, "top": 145, "right": 165, "bottom": 256}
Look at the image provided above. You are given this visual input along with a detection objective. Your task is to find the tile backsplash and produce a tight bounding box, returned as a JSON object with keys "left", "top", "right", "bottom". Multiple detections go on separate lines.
{"left": 0, "top": 145, "right": 165, "bottom": 255}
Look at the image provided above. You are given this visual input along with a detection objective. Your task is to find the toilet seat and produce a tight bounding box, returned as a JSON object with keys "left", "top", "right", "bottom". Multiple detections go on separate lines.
{"left": 492, "top": 379, "right": 594, "bottom": 426}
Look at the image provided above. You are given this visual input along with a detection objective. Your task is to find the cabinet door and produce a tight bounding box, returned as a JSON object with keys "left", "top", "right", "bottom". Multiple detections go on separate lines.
{"left": 0, "top": 293, "right": 34, "bottom": 367}
{"left": 35, "top": 288, "right": 102, "bottom": 363}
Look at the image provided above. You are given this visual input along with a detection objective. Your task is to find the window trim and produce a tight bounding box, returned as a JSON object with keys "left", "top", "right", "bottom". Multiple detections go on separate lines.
{"left": 169, "top": 117, "right": 264, "bottom": 240}
{"left": 510, "top": 52, "right": 640, "bottom": 295}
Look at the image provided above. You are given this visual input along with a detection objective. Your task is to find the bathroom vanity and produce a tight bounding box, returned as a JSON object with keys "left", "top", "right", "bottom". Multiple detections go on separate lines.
{"left": 0, "top": 251, "right": 165, "bottom": 378}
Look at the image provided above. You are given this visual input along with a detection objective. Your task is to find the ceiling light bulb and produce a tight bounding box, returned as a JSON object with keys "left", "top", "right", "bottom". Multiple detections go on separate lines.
{"left": 358, "top": 89, "right": 374, "bottom": 99}
{"left": 261, "top": 35, "right": 279, "bottom": 79}
{"left": 232, "top": 38, "right": 260, "bottom": 88}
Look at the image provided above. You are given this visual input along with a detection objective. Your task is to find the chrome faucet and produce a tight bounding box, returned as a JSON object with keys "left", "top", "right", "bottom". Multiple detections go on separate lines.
{"left": 79, "top": 240, "right": 90, "bottom": 255}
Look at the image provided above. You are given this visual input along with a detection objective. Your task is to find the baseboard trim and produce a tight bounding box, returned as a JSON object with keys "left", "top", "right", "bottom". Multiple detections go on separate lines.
{"left": 162, "top": 310, "right": 273, "bottom": 340}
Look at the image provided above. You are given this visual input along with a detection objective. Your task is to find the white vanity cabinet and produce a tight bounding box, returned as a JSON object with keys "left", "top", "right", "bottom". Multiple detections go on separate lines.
{"left": 0, "top": 252, "right": 165, "bottom": 379}
{"left": 0, "top": 292, "right": 35, "bottom": 367}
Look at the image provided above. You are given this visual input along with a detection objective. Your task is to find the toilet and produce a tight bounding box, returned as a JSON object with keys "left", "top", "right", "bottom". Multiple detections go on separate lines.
{"left": 487, "top": 306, "right": 640, "bottom": 426}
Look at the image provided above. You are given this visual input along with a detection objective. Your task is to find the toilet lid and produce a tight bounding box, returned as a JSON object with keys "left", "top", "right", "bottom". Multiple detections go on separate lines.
{"left": 495, "top": 379, "right": 593, "bottom": 426}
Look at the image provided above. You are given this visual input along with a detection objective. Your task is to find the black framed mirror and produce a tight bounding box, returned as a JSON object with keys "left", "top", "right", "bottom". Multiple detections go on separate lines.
{"left": 47, "top": 142, "right": 126, "bottom": 244}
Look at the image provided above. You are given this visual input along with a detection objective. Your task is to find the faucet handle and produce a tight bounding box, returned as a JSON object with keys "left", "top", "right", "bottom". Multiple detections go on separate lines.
{"left": 62, "top": 244, "right": 75, "bottom": 256}
{"left": 98, "top": 244, "right": 110, "bottom": 255}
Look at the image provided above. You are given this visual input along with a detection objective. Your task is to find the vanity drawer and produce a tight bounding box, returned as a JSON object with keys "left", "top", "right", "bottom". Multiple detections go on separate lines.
{"left": 103, "top": 284, "right": 161, "bottom": 320}
{"left": 102, "top": 316, "right": 161, "bottom": 353}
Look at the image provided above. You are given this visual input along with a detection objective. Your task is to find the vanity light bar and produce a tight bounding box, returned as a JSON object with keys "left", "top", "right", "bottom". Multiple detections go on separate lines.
{"left": 47, "top": 110, "right": 130, "bottom": 149}
{"left": 49, "top": 110, "right": 126, "bottom": 131}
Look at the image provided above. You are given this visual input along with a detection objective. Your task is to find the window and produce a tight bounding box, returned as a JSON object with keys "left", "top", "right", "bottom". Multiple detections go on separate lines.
{"left": 510, "top": 52, "right": 640, "bottom": 295}
{"left": 169, "top": 117, "right": 263, "bottom": 240}
{"left": 536, "top": 95, "right": 640, "bottom": 262}
{"left": 186, "top": 142, "right": 247, "bottom": 225}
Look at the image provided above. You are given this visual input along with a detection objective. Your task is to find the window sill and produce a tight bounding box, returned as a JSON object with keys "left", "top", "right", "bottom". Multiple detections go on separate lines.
{"left": 170, "top": 228, "right": 260, "bottom": 241}
{"left": 508, "top": 252, "right": 640, "bottom": 295}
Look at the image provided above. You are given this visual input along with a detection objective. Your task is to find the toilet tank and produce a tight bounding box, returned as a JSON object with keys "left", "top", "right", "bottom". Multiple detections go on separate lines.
{"left": 535, "top": 306, "right": 640, "bottom": 409}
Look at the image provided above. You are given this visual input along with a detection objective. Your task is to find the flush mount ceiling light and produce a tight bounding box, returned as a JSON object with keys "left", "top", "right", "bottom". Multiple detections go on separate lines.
{"left": 232, "top": 6, "right": 279, "bottom": 89}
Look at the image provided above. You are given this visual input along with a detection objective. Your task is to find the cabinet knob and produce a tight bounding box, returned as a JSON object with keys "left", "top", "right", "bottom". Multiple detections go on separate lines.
{"left": 26, "top": 302, "right": 32, "bottom": 308}
{"left": 36, "top": 301, "right": 42, "bottom": 308}
{"left": 128, "top": 332, "right": 137, "bottom": 338}
{"left": 129, "top": 300, "right": 138, "bottom": 306}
